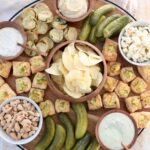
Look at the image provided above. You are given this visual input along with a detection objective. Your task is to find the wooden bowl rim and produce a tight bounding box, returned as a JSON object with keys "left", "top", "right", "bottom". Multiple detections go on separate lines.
{"left": 95, "top": 109, "right": 138, "bottom": 150}
{"left": 53, "top": 0, "right": 92, "bottom": 22}
{"left": 46, "top": 40, "right": 107, "bottom": 103}
{"left": 0, "top": 21, "right": 27, "bottom": 60}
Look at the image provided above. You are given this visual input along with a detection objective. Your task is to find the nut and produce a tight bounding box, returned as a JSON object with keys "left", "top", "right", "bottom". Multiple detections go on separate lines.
{"left": 17, "top": 104, "right": 24, "bottom": 111}
{"left": 0, "top": 99, "right": 39, "bottom": 140}
{"left": 14, "top": 122, "right": 20, "bottom": 132}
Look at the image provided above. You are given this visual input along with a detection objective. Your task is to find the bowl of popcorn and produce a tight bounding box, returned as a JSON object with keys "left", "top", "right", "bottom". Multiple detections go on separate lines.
{"left": 119, "top": 21, "right": 150, "bottom": 66}
{"left": 46, "top": 40, "right": 107, "bottom": 102}
{"left": 0, "top": 96, "right": 43, "bottom": 144}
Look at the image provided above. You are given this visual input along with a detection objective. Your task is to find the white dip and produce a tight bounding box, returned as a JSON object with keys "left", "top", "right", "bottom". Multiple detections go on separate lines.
{"left": 98, "top": 112, "right": 135, "bottom": 150}
{"left": 58, "top": 0, "right": 88, "bottom": 19}
{"left": 0, "top": 27, "right": 24, "bottom": 57}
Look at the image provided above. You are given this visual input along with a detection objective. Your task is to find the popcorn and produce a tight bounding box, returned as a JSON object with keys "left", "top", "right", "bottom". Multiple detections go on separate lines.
{"left": 121, "top": 26, "right": 150, "bottom": 63}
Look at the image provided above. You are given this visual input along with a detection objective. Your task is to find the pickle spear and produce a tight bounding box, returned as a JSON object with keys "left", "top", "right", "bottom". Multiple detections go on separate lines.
{"left": 35, "top": 117, "right": 55, "bottom": 150}
{"left": 90, "top": 4, "right": 115, "bottom": 26}
{"left": 72, "top": 132, "right": 91, "bottom": 150}
{"left": 47, "top": 124, "right": 66, "bottom": 150}
{"left": 79, "top": 15, "right": 91, "bottom": 41}
{"left": 89, "top": 15, "right": 106, "bottom": 43}
{"left": 96, "top": 14, "right": 121, "bottom": 37}
{"left": 59, "top": 113, "right": 75, "bottom": 150}
{"left": 72, "top": 103, "right": 88, "bottom": 139}
{"left": 103, "top": 15, "right": 129, "bottom": 38}
{"left": 87, "top": 138, "right": 100, "bottom": 150}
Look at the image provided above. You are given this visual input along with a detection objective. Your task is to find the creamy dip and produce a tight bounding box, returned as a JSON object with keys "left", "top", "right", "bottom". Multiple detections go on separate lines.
{"left": 58, "top": 0, "right": 88, "bottom": 19}
{"left": 0, "top": 27, "right": 24, "bottom": 57}
{"left": 98, "top": 112, "right": 135, "bottom": 150}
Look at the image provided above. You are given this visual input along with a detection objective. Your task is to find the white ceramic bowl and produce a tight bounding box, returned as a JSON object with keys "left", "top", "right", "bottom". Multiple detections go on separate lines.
{"left": 0, "top": 96, "right": 43, "bottom": 145}
{"left": 118, "top": 21, "right": 150, "bottom": 66}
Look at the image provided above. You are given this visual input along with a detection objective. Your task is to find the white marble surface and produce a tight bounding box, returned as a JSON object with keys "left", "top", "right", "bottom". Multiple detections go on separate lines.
{"left": 0, "top": 0, "right": 150, "bottom": 150}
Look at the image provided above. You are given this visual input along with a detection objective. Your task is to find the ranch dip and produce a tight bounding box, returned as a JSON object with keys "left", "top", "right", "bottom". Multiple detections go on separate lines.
{"left": 98, "top": 112, "right": 135, "bottom": 150}
{"left": 0, "top": 27, "right": 24, "bottom": 57}
{"left": 58, "top": 0, "right": 88, "bottom": 19}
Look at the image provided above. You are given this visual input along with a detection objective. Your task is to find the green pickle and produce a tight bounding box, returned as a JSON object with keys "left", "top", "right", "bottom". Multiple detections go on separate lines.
{"left": 103, "top": 15, "right": 129, "bottom": 38}
{"left": 79, "top": 15, "right": 91, "bottom": 41}
{"left": 72, "top": 133, "right": 91, "bottom": 150}
{"left": 72, "top": 103, "right": 88, "bottom": 139}
{"left": 89, "top": 15, "right": 106, "bottom": 43}
{"left": 87, "top": 138, "right": 100, "bottom": 150}
{"left": 35, "top": 117, "right": 55, "bottom": 150}
{"left": 90, "top": 4, "right": 115, "bottom": 26}
{"left": 96, "top": 14, "right": 121, "bottom": 37}
{"left": 47, "top": 124, "right": 66, "bottom": 150}
{"left": 59, "top": 113, "right": 75, "bottom": 150}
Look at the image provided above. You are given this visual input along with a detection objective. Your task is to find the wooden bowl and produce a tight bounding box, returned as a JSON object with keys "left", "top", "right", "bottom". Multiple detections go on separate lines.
{"left": 95, "top": 109, "right": 138, "bottom": 150}
{"left": 46, "top": 40, "right": 107, "bottom": 103}
{"left": 0, "top": 21, "right": 27, "bottom": 60}
{"left": 54, "top": 0, "right": 92, "bottom": 22}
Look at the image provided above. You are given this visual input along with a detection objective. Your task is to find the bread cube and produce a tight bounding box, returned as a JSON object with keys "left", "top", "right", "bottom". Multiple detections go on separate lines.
{"left": 107, "top": 62, "right": 121, "bottom": 76}
{"left": 115, "top": 81, "right": 130, "bottom": 98}
{"left": 32, "top": 72, "right": 47, "bottom": 89}
{"left": 0, "top": 61, "right": 12, "bottom": 78}
{"left": 120, "top": 67, "right": 136, "bottom": 83}
{"left": 13, "top": 61, "right": 31, "bottom": 77}
{"left": 29, "top": 88, "right": 44, "bottom": 103}
{"left": 141, "top": 90, "right": 150, "bottom": 108}
{"left": 55, "top": 99, "right": 70, "bottom": 113}
{"left": 131, "top": 112, "right": 150, "bottom": 128}
{"left": 102, "top": 39, "right": 118, "bottom": 62}
{"left": 131, "top": 77, "right": 147, "bottom": 94}
{"left": 103, "top": 92, "right": 120, "bottom": 109}
{"left": 125, "top": 96, "right": 142, "bottom": 113}
{"left": 39, "top": 100, "right": 55, "bottom": 117}
{"left": 29, "top": 56, "right": 46, "bottom": 74}
{"left": 0, "top": 77, "right": 5, "bottom": 87}
{"left": 104, "top": 76, "right": 118, "bottom": 92}
{"left": 87, "top": 94, "right": 103, "bottom": 110}
{"left": 0, "top": 83, "right": 16, "bottom": 103}
{"left": 16, "top": 77, "right": 31, "bottom": 94}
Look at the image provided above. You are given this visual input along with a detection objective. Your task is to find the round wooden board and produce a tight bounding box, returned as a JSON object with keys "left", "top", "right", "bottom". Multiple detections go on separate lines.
{"left": 8, "top": 0, "right": 149, "bottom": 150}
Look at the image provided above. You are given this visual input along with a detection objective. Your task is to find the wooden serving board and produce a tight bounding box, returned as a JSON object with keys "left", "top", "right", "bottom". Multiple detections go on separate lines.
{"left": 8, "top": 0, "right": 150, "bottom": 150}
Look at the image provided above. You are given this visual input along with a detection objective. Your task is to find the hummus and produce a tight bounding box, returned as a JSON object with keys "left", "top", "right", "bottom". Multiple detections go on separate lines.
{"left": 58, "top": 0, "right": 88, "bottom": 19}
{"left": 98, "top": 112, "right": 136, "bottom": 149}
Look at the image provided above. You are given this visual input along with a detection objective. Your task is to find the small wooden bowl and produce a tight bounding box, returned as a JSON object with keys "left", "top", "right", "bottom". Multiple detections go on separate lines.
{"left": 95, "top": 110, "right": 138, "bottom": 150}
{"left": 0, "top": 21, "right": 27, "bottom": 60}
{"left": 46, "top": 40, "right": 107, "bottom": 103}
{"left": 54, "top": 0, "right": 92, "bottom": 22}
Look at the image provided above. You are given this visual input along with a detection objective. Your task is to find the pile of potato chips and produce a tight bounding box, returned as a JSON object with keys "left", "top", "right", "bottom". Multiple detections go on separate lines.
{"left": 46, "top": 43, "right": 103, "bottom": 98}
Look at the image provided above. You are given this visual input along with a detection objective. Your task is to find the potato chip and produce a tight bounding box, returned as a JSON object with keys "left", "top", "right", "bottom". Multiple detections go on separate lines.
{"left": 89, "top": 65, "right": 100, "bottom": 79}
{"left": 58, "top": 59, "right": 68, "bottom": 75}
{"left": 62, "top": 50, "right": 74, "bottom": 71}
{"left": 78, "top": 51, "right": 91, "bottom": 66}
{"left": 63, "top": 84, "right": 83, "bottom": 98}
{"left": 65, "top": 43, "right": 77, "bottom": 55}
{"left": 74, "top": 53, "right": 88, "bottom": 70}
{"left": 45, "top": 63, "right": 61, "bottom": 75}
{"left": 92, "top": 72, "right": 103, "bottom": 87}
